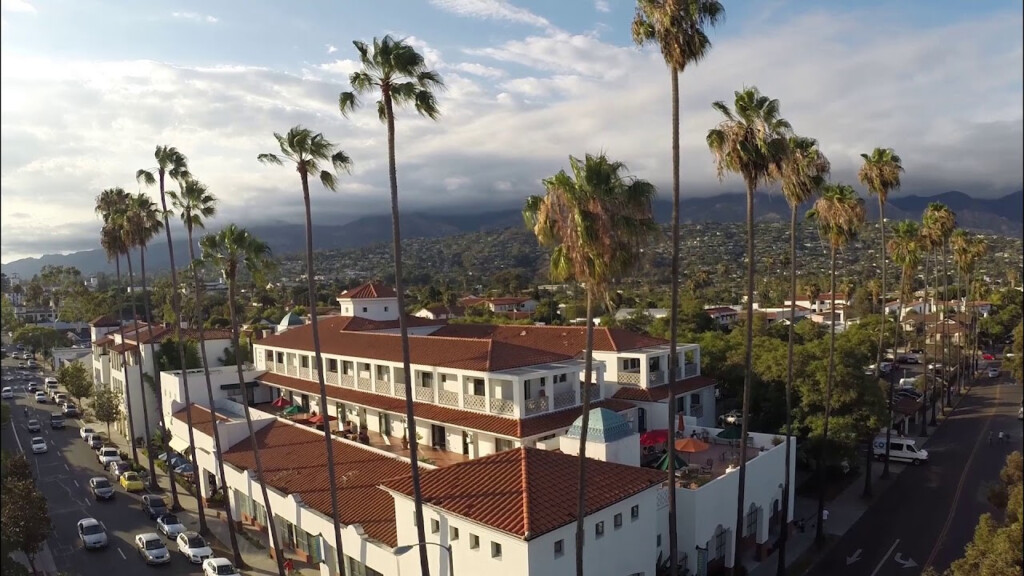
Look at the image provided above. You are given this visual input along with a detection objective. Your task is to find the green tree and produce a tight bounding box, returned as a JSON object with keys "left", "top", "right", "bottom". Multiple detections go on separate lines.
{"left": 1, "top": 453, "right": 33, "bottom": 485}
{"left": 632, "top": 3, "right": 725, "bottom": 568}
{"left": 156, "top": 338, "right": 201, "bottom": 371}
{"left": 1, "top": 479, "right": 52, "bottom": 575}
{"left": 889, "top": 221, "right": 924, "bottom": 440}
{"left": 525, "top": 153, "right": 658, "bottom": 576}
{"left": 12, "top": 325, "right": 70, "bottom": 357}
{"left": 1009, "top": 322, "right": 1023, "bottom": 384}
{"left": 922, "top": 202, "right": 956, "bottom": 422}
{"left": 338, "top": 35, "right": 444, "bottom": 575}
{"left": 91, "top": 387, "right": 123, "bottom": 438}
{"left": 201, "top": 224, "right": 285, "bottom": 575}
{"left": 707, "top": 86, "right": 792, "bottom": 563}
{"left": 1, "top": 295, "right": 18, "bottom": 332}
{"left": 57, "top": 362, "right": 93, "bottom": 411}
{"left": 807, "top": 183, "right": 865, "bottom": 547}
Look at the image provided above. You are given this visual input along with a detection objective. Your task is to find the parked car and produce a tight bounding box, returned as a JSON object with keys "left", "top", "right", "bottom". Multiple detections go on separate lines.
{"left": 77, "top": 518, "right": 109, "bottom": 549}
{"left": 88, "top": 435, "right": 105, "bottom": 450}
{"left": 988, "top": 367, "right": 999, "bottom": 378}
{"left": 1, "top": 386, "right": 12, "bottom": 399}
{"left": 1018, "top": 406, "right": 1023, "bottom": 421}
{"left": 80, "top": 426, "right": 96, "bottom": 440}
{"left": 176, "top": 531, "right": 213, "bottom": 564}
{"left": 97, "top": 447, "right": 121, "bottom": 468}
{"left": 26, "top": 419, "right": 41, "bottom": 433}
{"left": 203, "top": 558, "right": 241, "bottom": 576}
{"left": 34, "top": 391, "right": 46, "bottom": 403}
{"left": 89, "top": 477, "right": 115, "bottom": 500}
{"left": 982, "top": 353, "right": 995, "bottom": 361}
{"left": 873, "top": 437, "right": 928, "bottom": 465}
{"left": 135, "top": 533, "right": 171, "bottom": 565}
{"left": 157, "top": 514, "right": 186, "bottom": 538}
{"left": 62, "top": 403, "right": 78, "bottom": 417}
{"left": 31, "top": 437, "right": 48, "bottom": 454}
{"left": 120, "top": 471, "right": 145, "bottom": 492}
{"left": 109, "top": 461, "right": 132, "bottom": 479}
{"left": 142, "top": 495, "right": 168, "bottom": 519}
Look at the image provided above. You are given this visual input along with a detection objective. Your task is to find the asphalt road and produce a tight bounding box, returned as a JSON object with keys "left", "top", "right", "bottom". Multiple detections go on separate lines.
{"left": 807, "top": 364, "right": 1023, "bottom": 576}
{"left": 2, "top": 353, "right": 211, "bottom": 576}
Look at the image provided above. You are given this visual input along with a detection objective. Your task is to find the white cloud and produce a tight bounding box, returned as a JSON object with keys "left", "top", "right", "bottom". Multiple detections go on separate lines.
{"left": 595, "top": 0, "right": 610, "bottom": 13}
{"left": 0, "top": 0, "right": 35, "bottom": 14}
{"left": 327, "top": 44, "right": 338, "bottom": 54}
{"left": 1, "top": 9, "right": 1021, "bottom": 262}
{"left": 172, "top": 11, "right": 218, "bottom": 24}
{"left": 428, "top": 0, "right": 551, "bottom": 29}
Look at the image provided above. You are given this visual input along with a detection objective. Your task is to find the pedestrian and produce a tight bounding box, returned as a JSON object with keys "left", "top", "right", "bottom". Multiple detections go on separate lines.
{"left": 283, "top": 558, "right": 294, "bottom": 575}
{"left": 998, "top": 431, "right": 1005, "bottom": 444}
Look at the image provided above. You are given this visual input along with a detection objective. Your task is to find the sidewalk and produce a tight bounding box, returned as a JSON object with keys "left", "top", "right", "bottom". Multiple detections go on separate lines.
{"left": 8, "top": 542, "right": 59, "bottom": 576}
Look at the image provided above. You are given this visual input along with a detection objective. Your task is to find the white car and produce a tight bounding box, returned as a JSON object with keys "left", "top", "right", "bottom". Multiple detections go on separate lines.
{"left": 988, "top": 367, "right": 999, "bottom": 378}
{"left": 77, "top": 518, "right": 109, "bottom": 549}
{"left": 203, "top": 557, "right": 241, "bottom": 576}
{"left": 31, "top": 437, "right": 48, "bottom": 454}
{"left": 80, "top": 426, "right": 96, "bottom": 440}
{"left": 718, "top": 409, "right": 743, "bottom": 426}
{"left": 135, "top": 533, "right": 171, "bottom": 565}
{"left": 156, "top": 514, "right": 186, "bottom": 538}
{"left": 1, "top": 386, "right": 12, "bottom": 399}
{"left": 34, "top": 391, "right": 47, "bottom": 403}
{"left": 97, "top": 447, "right": 121, "bottom": 468}
{"left": 176, "top": 531, "right": 213, "bottom": 564}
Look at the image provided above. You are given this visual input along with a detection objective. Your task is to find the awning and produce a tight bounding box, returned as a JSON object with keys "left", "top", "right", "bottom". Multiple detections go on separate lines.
{"left": 169, "top": 437, "right": 191, "bottom": 454}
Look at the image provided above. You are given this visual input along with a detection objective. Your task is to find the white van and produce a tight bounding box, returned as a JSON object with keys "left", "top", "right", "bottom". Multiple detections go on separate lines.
{"left": 873, "top": 437, "right": 928, "bottom": 465}
{"left": 44, "top": 377, "right": 58, "bottom": 390}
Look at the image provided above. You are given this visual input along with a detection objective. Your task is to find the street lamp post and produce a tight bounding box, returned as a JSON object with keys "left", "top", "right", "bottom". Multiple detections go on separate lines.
{"left": 393, "top": 542, "right": 455, "bottom": 576}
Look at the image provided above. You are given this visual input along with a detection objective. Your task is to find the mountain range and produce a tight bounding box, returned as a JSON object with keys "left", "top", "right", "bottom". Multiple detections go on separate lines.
{"left": 3, "top": 189, "right": 1021, "bottom": 278}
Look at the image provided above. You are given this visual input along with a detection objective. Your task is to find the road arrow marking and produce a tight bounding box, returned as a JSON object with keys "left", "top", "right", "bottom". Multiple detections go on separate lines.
{"left": 846, "top": 549, "right": 863, "bottom": 565}
{"left": 894, "top": 553, "right": 918, "bottom": 569}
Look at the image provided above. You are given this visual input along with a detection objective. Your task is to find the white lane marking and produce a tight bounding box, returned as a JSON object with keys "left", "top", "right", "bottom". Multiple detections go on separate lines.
{"left": 118, "top": 547, "right": 127, "bottom": 560}
{"left": 870, "top": 539, "right": 901, "bottom": 576}
{"left": 64, "top": 463, "right": 69, "bottom": 471}
{"left": 9, "top": 418, "right": 24, "bottom": 453}
{"left": 73, "top": 479, "right": 79, "bottom": 487}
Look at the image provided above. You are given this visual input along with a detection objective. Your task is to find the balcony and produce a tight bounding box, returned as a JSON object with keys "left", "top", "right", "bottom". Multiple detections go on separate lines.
{"left": 684, "top": 363, "right": 698, "bottom": 378}
{"left": 464, "top": 394, "right": 486, "bottom": 412}
{"left": 689, "top": 404, "right": 704, "bottom": 418}
{"left": 325, "top": 371, "right": 338, "bottom": 385}
{"left": 490, "top": 397, "right": 514, "bottom": 415}
{"left": 619, "top": 370, "right": 642, "bottom": 385}
{"left": 374, "top": 379, "right": 391, "bottom": 395}
{"left": 414, "top": 386, "right": 434, "bottom": 403}
{"left": 339, "top": 374, "right": 354, "bottom": 388}
{"left": 525, "top": 396, "right": 549, "bottom": 416}
{"left": 286, "top": 364, "right": 297, "bottom": 377}
{"left": 357, "top": 377, "right": 372, "bottom": 392}
{"left": 554, "top": 389, "right": 576, "bottom": 410}
{"left": 437, "top": 389, "right": 460, "bottom": 407}
{"left": 648, "top": 370, "right": 665, "bottom": 385}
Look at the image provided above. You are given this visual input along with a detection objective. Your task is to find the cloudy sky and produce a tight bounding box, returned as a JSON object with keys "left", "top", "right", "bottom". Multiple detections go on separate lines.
{"left": 1, "top": 0, "right": 1021, "bottom": 263}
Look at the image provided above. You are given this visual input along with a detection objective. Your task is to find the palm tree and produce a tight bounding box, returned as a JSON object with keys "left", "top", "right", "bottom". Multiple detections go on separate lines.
{"left": 776, "top": 135, "right": 829, "bottom": 562}
{"left": 121, "top": 192, "right": 165, "bottom": 490}
{"left": 96, "top": 188, "right": 139, "bottom": 465}
{"left": 337, "top": 35, "right": 443, "bottom": 574}
{"left": 807, "top": 183, "right": 865, "bottom": 548}
{"left": 966, "top": 237, "right": 988, "bottom": 380}
{"left": 524, "top": 153, "right": 658, "bottom": 576}
{"left": 888, "top": 220, "right": 923, "bottom": 441}
{"left": 257, "top": 126, "right": 352, "bottom": 575}
{"left": 929, "top": 204, "right": 956, "bottom": 413}
{"left": 706, "top": 86, "right": 792, "bottom": 569}
{"left": 200, "top": 225, "right": 285, "bottom": 576}
{"left": 921, "top": 203, "right": 954, "bottom": 422}
{"left": 136, "top": 146, "right": 205, "bottom": 525}
{"left": 950, "top": 229, "right": 970, "bottom": 394}
{"left": 631, "top": 5, "right": 724, "bottom": 571}
{"left": 167, "top": 179, "right": 243, "bottom": 565}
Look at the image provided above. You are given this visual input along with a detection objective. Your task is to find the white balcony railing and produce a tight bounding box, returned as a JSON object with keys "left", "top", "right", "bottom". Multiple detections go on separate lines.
{"left": 311, "top": 368, "right": 319, "bottom": 382}
{"left": 618, "top": 371, "right": 642, "bottom": 385}
{"left": 325, "top": 371, "right": 338, "bottom": 385}
{"left": 689, "top": 404, "right": 704, "bottom": 418}
{"left": 684, "top": 363, "right": 698, "bottom": 378}
{"left": 339, "top": 374, "right": 354, "bottom": 388}
{"left": 648, "top": 370, "right": 666, "bottom": 385}
{"left": 375, "top": 379, "right": 391, "bottom": 395}
{"left": 357, "top": 377, "right": 372, "bottom": 392}
{"left": 286, "top": 364, "right": 297, "bottom": 377}
{"left": 299, "top": 366, "right": 311, "bottom": 380}
{"left": 394, "top": 383, "right": 407, "bottom": 398}
{"left": 437, "top": 389, "right": 459, "bottom": 407}
{"left": 464, "top": 394, "right": 486, "bottom": 412}
{"left": 554, "top": 390, "right": 576, "bottom": 410}
{"left": 525, "top": 396, "right": 549, "bottom": 416}
{"left": 415, "top": 386, "right": 434, "bottom": 403}
{"left": 490, "top": 397, "right": 514, "bottom": 415}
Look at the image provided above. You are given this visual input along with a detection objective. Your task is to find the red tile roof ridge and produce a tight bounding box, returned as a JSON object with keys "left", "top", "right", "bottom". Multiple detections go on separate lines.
{"left": 520, "top": 444, "right": 531, "bottom": 537}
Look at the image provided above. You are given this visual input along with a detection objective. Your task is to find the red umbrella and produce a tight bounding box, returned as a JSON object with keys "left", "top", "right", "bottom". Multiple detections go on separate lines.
{"left": 640, "top": 429, "right": 668, "bottom": 447}
{"left": 677, "top": 412, "right": 685, "bottom": 434}
{"left": 271, "top": 396, "right": 291, "bottom": 408}
{"left": 308, "top": 413, "right": 337, "bottom": 425}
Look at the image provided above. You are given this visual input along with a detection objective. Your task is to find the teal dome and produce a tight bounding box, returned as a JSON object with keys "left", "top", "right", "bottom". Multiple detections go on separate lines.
{"left": 566, "top": 408, "right": 633, "bottom": 443}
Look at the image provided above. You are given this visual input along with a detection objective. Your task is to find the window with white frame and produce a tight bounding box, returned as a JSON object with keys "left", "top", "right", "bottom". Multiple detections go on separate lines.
{"left": 490, "top": 542, "right": 502, "bottom": 558}
{"left": 430, "top": 519, "right": 439, "bottom": 534}
{"left": 469, "top": 534, "right": 479, "bottom": 550}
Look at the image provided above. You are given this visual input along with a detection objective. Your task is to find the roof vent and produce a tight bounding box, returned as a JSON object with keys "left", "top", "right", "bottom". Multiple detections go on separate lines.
{"left": 519, "top": 330, "right": 527, "bottom": 337}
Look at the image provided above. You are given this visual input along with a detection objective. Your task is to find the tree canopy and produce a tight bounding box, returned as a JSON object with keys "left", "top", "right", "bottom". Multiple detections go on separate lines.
{"left": 58, "top": 362, "right": 93, "bottom": 408}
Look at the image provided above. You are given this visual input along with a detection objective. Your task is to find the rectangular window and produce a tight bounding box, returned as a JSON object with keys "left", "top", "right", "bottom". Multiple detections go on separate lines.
{"left": 362, "top": 307, "right": 368, "bottom": 313}
{"left": 449, "top": 527, "right": 459, "bottom": 541}
{"left": 495, "top": 438, "right": 515, "bottom": 452}
{"left": 657, "top": 534, "right": 662, "bottom": 547}
{"left": 384, "top": 306, "right": 389, "bottom": 312}
{"left": 490, "top": 542, "right": 502, "bottom": 558}
{"left": 328, "top": 358, "right": 338, "bottom": 372}
{"left": 430, "top": 519, "right": 439, "bottom": 534}
{"left": 265, "top": 350, "right": 273, "bottom": 361}
{"left": 614, "top": 513, "right": 622, "bottom": 528}
{"left": 595, "top": 521, "right": 604, "bottom": 538}
{"left": 470, "top": 534, "right": 479, "bottom": 550}
{"left": 524, "top": 380, "right": 532, "bottom": 398}
{"left": 301, "top": 356, "right": 309, "bottom": 368}
{"left": 473, "top": 378, "right": 485, "bottom": 396}
{"left": 276, "top": 352, "right": 284, "bottom": 363}
{"left": 631, "top": 505, "right": 639, "bottom": 520}
{"left": 554, "top": 539, "right": 564, "bottom": 557}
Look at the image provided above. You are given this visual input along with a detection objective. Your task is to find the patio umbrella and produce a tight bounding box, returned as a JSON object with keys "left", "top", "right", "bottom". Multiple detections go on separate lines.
{"left": 282, "top": 405, "right": 301, "bottom": 416}
{"left": 640, "top": 429, "right": 669, "bottom": 447}
{"left": 674, "top": 438, "right": 710, "bottom": 453}
{"left": 677, "top": 412, "right": 685, "bottom": 434}
{"left": 653, "top": 452, "right": 688, "bottom": 471}
{"left": 271, "top": 396, "right": 291, "bottom": 408}
{"left": 716, "top": 427, "right": 743, "bottom": 440}
{"left": 308, "top": 413, "right": 337, "bottom": 425}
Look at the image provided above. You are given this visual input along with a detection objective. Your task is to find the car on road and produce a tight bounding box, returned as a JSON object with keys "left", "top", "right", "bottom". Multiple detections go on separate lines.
{"left": 26, "top": 419, "right": 41, "bottom": 433}
{"left": 31, "top": 437, "right": 48, "bottom": 454}
{"left": 120, "top": 471, "right": 145, "bottom": 492}
{"left": 1018, "top": 406, "right": 1023, "bottom": 421}
{"left": 873, "top": 437, "right": 928, "bottom": 465}
{"left": 26, "top": 382, "right": 39, "bottom": 392}
{"left": 26, "top": 360, "right": 38, "bottom": 368}
{"left": 61, "top": 403, "right": 78, "bottom": 417}
{"left": 80, "top": 426, "right": 96, "bottom": 440}
{"left": 176, "top": 531, "right": 213, "bottom": 564}
{"left": 156, "top": 514, "right": 186, "bottom": 538}
{"left": 982, "top": 353, "right": 995, "bottom": 361}
{"left": 987, "top": 367, "right": 999, "bottom": 378}
{"left": 98, "top": 446, "right": 121, "bottom": 468}
{"left": 88, "top": 435, "right": 105, "bottom": 450}
{"left": 718, "top": 409, "right": 743, "bottom": 426}
{"left": 109, "top": 461, "right": 132, "bottom": 479}
{"left": 135, "top": 533, "right": 171, "bottom": 565}
{"left": 77, "top": 518, "right": 109, "bottom": 550}
{"left": 203, "top": 557, "right": 241, "bottom": 576}
{"left": 1, "top": 386, "right": 12, "bottom": 399}
{"left": 142, "top": 495, "right": 169, "bottom": 519}
{"left": 50, "top": 413, "right": 66, "bottom": 429}
{"left": 89, "top": 477, "right": 115, "bottom": 500}
{"left": 34, "top": 391, "right": 46, "bottom": 403}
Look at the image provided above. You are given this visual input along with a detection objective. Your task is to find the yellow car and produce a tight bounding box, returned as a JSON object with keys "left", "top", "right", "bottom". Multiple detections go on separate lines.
{"left": 119, "top": 471, "right": 144, "bottom": 492}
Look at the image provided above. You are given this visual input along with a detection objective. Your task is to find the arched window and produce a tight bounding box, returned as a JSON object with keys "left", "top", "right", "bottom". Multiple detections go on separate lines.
{"left": 746, "top": 503, "right": 759, "bottom": 538}
{"left": 714, "top": 525, "right": 727, "bottom": 559}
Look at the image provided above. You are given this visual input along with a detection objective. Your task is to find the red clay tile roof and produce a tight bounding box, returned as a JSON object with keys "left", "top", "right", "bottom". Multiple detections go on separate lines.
{"left": 330, "top": 315, "right": 447, "bottom": 332}
{"left": 338, "top": 283, "right": 397, "bottom": 300}
{"left": 258, "top": 324, "right": 568, "bottom": 372}
{"left": 429, "top": 324, "right": 667, "bottom": 354}
{"left": 703, "top": 307, "right": 738, "bottom": 315}
{"left": 258, "top": 371, "right": 634, "bottom": 438}
{"left": 484, "top": 297, "right": 532, "bottom": 306}
{"left": 93, "top": 334, "right": 114, "bottom": 346}
{"left": 612, "top": 376, "right": 716, "bottom": 402}
{"left": 89, "top": 314, "right": 121, "bottom": 327}
{"left": 124, "top": 325, "right": 233, "bottom": 345}
{"left": 172, "top": 404, "right": 229, "bottom": 436}
{"left": 381, "top": 447, "right": 667, "bottom": 540}
{"left": 222, "top": 419, "right": 409, "bottom": 546}
{"left": 109, "top": 342, "right": 138, "bottom": 353}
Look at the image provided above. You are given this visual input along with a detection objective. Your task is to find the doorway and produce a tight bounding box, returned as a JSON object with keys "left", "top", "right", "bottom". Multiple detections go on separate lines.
{"left": 637, "top": 408, "right": 647, "bottom": 433}
{"left": 431, "top": 424, "right": 446, "bottom": 449}
{"left": 378, "top": 412, "right": 390, "bottom": 436}
{"left": 462, "top": 431, "right": 470, "bottom": 455}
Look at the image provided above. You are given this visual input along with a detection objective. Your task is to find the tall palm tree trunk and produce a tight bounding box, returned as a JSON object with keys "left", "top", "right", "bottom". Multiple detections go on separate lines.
{"left": 883, "top": 284, "right": 903, "bottom": 478}
{"left": 187, "top": 229, "right": 243, "bottom": 566}
{"left": 816, "top": 247, "right": 838, "bottom": 548}
{"left": 115, "top": 255, "right": 140, "bottom": 465}
{"left": 383, "top": 90, "right": 430, "bottom": 576}
{"left": 666, "top": 65, "right": 681, "bottom": 576}
{"left": 875, "top": 199, "right": 887, "bottom": 383}
{"left": 777, "top": 206, "right": 797, "bottom": 575}
{"left": 159, "top": 175, "right": 206, "bottom": 529}
{"left": 922, "top": 251, "right": 932, "bottom": 427}
{"left": 733, "top": 181, "right": 755, "bottom": 575}
{"left": 576, "top": 289, "right": 596, "bottom": 576}
{"left": 125, "top": 251, "right": 159, "bottom": 488}
{"left": 227, "top": 278, "right": 286, "bottom": 576}
{"left": 299, "top": 171, "right": 346, "bottom": 576}
{"left": 941, "top": 242, "right": 950, "bottom": 410}
{"left": 138, "top": 246, "right": 179, "bottom": 500}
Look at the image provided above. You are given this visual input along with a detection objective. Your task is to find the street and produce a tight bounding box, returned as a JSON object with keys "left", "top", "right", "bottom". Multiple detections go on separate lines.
{"left": 807, "top": 363, "right": 1023, "bottom": 576}
{"left": 2, "top": 352, "right": 215, "bottom": 576}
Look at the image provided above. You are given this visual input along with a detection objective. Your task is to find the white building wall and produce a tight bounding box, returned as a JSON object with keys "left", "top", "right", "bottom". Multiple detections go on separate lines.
{"left": 338, "top": 297, "right": 399, "bottom": 322}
